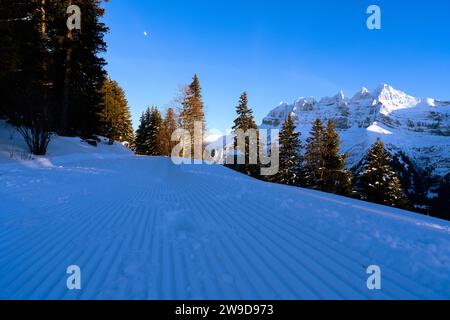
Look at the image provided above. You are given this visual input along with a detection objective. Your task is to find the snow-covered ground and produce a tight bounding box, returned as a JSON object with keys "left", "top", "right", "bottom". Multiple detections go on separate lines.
{"left": 0, "top": 121, "right": 449, "bottom": 299}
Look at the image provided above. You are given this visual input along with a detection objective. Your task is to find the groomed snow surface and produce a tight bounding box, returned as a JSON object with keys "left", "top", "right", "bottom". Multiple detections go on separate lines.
{"left": 0, "top": 121, "right": 449, "bottom": 300}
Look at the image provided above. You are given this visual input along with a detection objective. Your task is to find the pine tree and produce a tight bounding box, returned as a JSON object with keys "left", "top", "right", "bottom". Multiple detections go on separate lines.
{"left": 321, "top": 120, "right": 353, "bottom": 196}
{"left": 180, "top": 74, "right": 205, "bottom": 159}
{"left": 48, "top": 0, "right": 108, "bottom": 137}
{"left": 274, "top": 114, "right": 304, "bottom": 186}
{"left": 304, "top": 118, "right": 326, "bottom": 188}
{"left": 0, "top": 0, "right": 52, "bottom": 154}
{"left": 159, "top": 108, "right": 177, "bottom": 156}
{"left": 134, "top": 107, "right": 163, "bottom": 156}
{"left": 98, "top": 77, "right": 133, "bottom": 143}
{"left": 357, "top": 139, "right": 406, "bottom": 208}
{"left": 0, "top": 0, "right": 108, "bottom": 141}
{"left": 146, "top": 108, "right": 162, "bottom": 156}
{"left": 232, "top": 92, "right": 256, "bottom": 131}
{"left": 134, "top": 111, "right": 149, "bottom": 155}
{"left": 231, "top": 92, "right": 260, "bottom": 176}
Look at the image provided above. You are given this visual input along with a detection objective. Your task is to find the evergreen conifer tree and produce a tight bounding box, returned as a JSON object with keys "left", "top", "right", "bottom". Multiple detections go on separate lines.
{"left": 134, "top": 110, "right": 150, "bottom": 155}
{"left": 146, "top": 107, "right": 163, "bottom": 156}
{"left": 98, "top": 78, "right": 133, "bottom": 143}
{"left": 357, "top": 139, "right": 406, "bottom": 208}
{"left": 134, "top": 107, "right": 162, "bottom": 156}
{"left": 321, "top": 120, "right": 353, "bottom": 196}
{"left": 304, "top": 118, "right": 326, "bottom": 188}
{"left": 50, "top": 0, "right": 108, "bottom": 138}
{"left": 274, "top": 114, "right": 304, "bottom": 186}
{"left": 0, "top": 0, "right": 109, "bottom": 149}
{"left": 180, "top": 74, "right": 205, "bottom": 158}
{"left": 0, "top": 0, "right": 52, "bottom": 154}
{"left": 231, "top": 92, "right": 260, "bottom": 176}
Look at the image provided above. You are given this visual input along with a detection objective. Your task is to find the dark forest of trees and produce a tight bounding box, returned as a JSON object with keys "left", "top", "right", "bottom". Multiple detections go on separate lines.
{"left": 0, "top": 0, "right": 134, "bottom": 154}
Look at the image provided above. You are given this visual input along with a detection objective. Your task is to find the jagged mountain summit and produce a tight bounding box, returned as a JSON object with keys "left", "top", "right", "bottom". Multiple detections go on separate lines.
{"left": 261, "top": 84, "right": 450, "bottom": 179}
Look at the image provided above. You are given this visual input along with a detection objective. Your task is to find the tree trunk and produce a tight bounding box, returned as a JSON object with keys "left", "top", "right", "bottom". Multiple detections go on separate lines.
{"left": 40, "top": 0, "right": 49, "bottom": 125}
{"left": 61, "top": 30, "right": 73, "bottom": 136}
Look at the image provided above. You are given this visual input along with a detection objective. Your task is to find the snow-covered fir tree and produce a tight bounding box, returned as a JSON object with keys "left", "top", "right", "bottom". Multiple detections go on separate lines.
{"left": 357, "top": 138, "right": 406, "bottom": 208}
{"left": 273, "top": 113, "right": 304, "bottom": 186}
{"left": 230, "top": 92, "right": 260, "bottom": 177}
{"left": 134, "top": 107, "right": 162, "bottom": 156}
{"left": 321, "top": 120, "right": 353, "bottom": 196}
{"left": 134, "top": 110, "right": 150, "bottom": 155}
{"left": 304, "top": 119, "right": 353, "bottom": 195}
{"left": 146, "top": 107, "right": 162, "bottom": 156}
{"left": 304, "top": 118, "right": 326, "bottom": 188}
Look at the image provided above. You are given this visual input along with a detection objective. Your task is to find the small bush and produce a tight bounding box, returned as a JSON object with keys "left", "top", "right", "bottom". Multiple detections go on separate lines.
{"left": 17, "top": 123, "right": 52, "bottom": 156}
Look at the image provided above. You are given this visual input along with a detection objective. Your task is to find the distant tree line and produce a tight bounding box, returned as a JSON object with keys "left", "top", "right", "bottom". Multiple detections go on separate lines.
{"left": 227, "top": 93, "right": 408, "bottom": 210}
{"left": 133, "top": 74, "right": 205, "bottom": 158}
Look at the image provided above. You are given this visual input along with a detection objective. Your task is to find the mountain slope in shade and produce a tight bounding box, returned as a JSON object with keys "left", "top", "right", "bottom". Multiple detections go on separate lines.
{"left": 260, "top": 84, "right": 450, "bottom": 185}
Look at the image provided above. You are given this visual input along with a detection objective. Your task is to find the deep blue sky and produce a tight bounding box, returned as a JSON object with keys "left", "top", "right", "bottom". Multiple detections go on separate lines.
{"left": 101, "top": 0, "right": 450, "bottom": 131}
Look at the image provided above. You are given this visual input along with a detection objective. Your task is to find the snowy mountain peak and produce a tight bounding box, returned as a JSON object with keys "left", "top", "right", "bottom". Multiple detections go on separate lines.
{"left": 360, "top": 87, "right": 370, "bottom": 94}
{"left": 334, "top": 90, "right": 346, "bottom": 104}
{"left": 373, "top": 84, "right": 420, "bottom": 109}
{"left": 352, "top": 87, "right": 372, "bottom": 101}
{"left": 318, "top": 91, "right": 347, "bottom": 106}
{"left": 375, "top": 83, "right": 395, "bottom": 93}
{"left": 260, "top": 85, "right": 450, "bottom": 179}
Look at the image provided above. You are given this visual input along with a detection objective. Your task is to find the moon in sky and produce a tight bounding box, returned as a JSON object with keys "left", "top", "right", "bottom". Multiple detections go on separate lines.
{"left": 144, "top": 31, "right": 148, "bottom": 37}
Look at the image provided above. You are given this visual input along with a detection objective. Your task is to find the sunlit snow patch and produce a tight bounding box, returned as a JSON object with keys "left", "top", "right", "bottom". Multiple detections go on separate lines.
{"left": 367, "top": 122, "right": 393, "bottom": 135}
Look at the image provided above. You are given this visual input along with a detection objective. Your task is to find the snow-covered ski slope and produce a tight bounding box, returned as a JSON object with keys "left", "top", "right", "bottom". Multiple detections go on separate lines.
{"left": 0, "top": 123, "right": 449, "bottom": 299}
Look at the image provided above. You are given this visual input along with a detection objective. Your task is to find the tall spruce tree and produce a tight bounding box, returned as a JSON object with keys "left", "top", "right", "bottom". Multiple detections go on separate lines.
{"left": 146, "top": 107, "right": 163, "bottom": 156}
{"left": 0, "top": 0, "right": 52, "bottom": 155}
{"left": 231, "top": 92, "right": 260, "bottom": 176}
{"left": 232, "top": 92, "right": 257, "bottom": 131}
{"left": 0, "top": 0, "right": 48, "bottom": 119}
{"left": 98, "top": 77, "right": 133, "bottom": 143}
{"left": 180, "top": 74, "right": 205, "bottom": 158}
{"left": 274, "top": 114, "right": 304, "bottom": 186}
{"left": 321, "top": 120, "right": 353, "bottom": 196}
{"left": 134, "top": 111, "right": 149, "bottom": 155}
{"left": 304, "top": 118, "right": 326, "bottom": 188}
{"left": 134, "top": 107, "right": 162, "bottom": 156}
{"left": 48, "top": 0, "right": 108, "bottom": 137}
{"left": 357, "top": 139, "right": 406, "bottom": 208}
{"left": 0, "top": 0, "right": 109, "bottom": 152}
